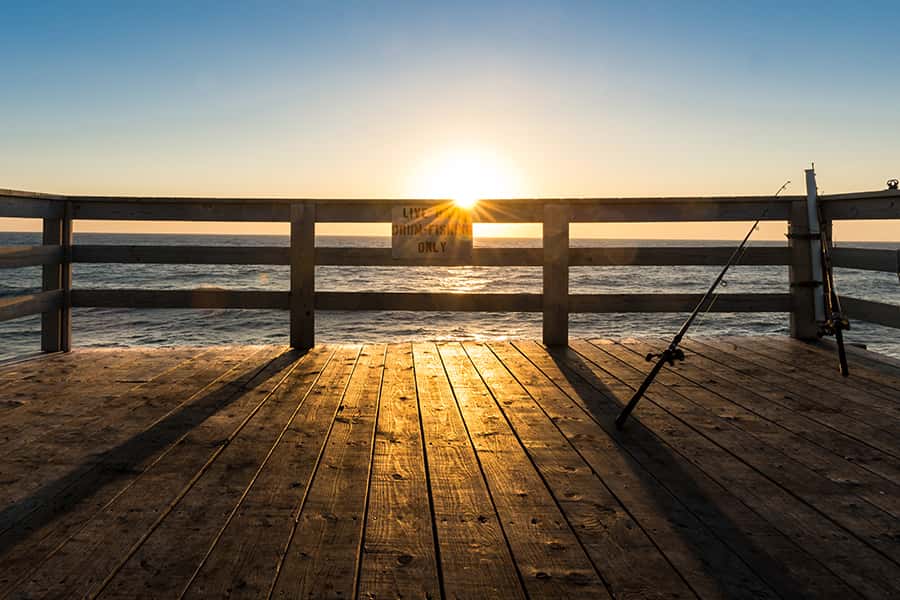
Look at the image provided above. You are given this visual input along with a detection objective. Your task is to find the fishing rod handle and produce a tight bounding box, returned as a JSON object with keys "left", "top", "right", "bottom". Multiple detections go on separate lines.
{"left": 615, "top": 355, "right": 668, "bottom": 429}
{"left": 835, "top": 327, "right": 850, "bottom": 377}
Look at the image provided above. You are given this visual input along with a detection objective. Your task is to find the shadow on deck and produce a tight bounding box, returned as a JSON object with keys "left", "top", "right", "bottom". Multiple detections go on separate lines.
{"left": 0, "top": 337, "right": 898, "bottom": 599}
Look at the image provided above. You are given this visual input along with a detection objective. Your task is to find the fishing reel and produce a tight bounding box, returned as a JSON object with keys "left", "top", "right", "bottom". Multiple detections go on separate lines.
{"left": 645, "top": 348, "right": 685, "bottom": 365}
{"left": 818, "top": 314, "right": 850, "bottom": 337}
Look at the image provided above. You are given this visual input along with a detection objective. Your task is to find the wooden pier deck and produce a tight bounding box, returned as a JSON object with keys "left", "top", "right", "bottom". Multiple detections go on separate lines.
{"left": 1, "top": 337, "right": 898, "bottom": 599}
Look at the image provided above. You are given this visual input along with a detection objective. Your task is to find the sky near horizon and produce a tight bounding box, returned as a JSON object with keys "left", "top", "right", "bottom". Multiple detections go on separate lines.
{"left": 1, "top": 1, "right": 898, "bottom": 240}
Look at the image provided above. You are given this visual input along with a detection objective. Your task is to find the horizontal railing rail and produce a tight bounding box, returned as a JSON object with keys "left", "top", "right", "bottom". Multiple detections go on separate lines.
{"left": 5, "top": 187, "right": 899, "bottom": 221}
{"left": 841, "top": 297, "right": 900, "bottom": 330}
{"left": 70, "top": 289, "right": 287, "bottom": 310}
{"left": 831, "top": 247, "right": 900, "bottom": 273}
{"left": 68, "top": 245, "right": 791, "bottom": 267}
{"left": 0, "top": 291, "right": 63, "bottom": 322}
{"left": 65, "top": 195, "right": 802, "bottom": 222}
{"left": 0, "top": 245, "right": 64, "bottom": 268}
{"left": 0, "top": 190, "right": 66, "bottom": 219}
{"left": 1, "top": 180, "right": 897, "bottom": 351}
{"left": 66, "top": 289, "right": 790, "bottom": 314}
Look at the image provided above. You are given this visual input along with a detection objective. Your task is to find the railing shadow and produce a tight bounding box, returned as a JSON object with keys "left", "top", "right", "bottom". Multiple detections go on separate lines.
{"left": 0, "top": 348, "right": 304, "bottom": 558}
{"left": 541, "top": 344, "right": 821, "bottom": 599}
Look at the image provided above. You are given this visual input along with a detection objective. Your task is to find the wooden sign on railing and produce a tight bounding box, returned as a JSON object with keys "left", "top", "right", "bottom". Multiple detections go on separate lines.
{"left": 391, "top": 204, "right": 473, "bottom": 260}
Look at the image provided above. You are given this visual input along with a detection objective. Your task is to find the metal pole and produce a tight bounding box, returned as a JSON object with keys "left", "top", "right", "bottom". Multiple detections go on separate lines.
{"left": 805, "top": 168, "right": 826, "bottom": 323}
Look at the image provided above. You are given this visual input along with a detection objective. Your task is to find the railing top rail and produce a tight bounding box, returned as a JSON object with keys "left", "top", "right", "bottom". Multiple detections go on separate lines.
{"left": 4, "top": 190, "right": 804, "bottom": 205}
{"left": 818, "top": 188, "right": 900, "bottom": 220}
{"left": 3, "top": 187, "right": 898, "bottom": 220}
{"left": 4, "top": 186, "right": 898, "bottom": 204}
{"left": 2, "top": 189, "right": 802, "bottom": 222}
{"left": 819, "top": 189, "right": 900, "bottom": 201}
{"left": 0, "top": 188, "right": 67, "bottom": 201}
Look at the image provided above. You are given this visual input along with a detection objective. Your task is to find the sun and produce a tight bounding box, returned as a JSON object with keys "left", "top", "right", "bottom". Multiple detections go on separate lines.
{"left": 407, "top": 148, "right": 522, "bottom": 209}
{"left": 454, "top": 195, "right": 478, "bottom": 209}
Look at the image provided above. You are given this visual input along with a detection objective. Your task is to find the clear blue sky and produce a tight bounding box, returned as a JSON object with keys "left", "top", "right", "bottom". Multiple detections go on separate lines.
{"left": 2, "top": 1, "right": 898, "bottom": 239}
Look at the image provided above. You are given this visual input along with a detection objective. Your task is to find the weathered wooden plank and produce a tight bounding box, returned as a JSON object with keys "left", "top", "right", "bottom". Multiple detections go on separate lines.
{"left": 816, "top": 337, "right": 900, "bottom": 387}
{"left": 94, "top": 347, "right": 356, "bottom": 599}
{"left": 412, "top": 342, "right": 525, "bottom": 599}
{"left": 515, "top": 340, "right": 844, "bottom": 599}
{"left": 677, "top": 338, "right": 900, "bottom": 484}
{"left": 729, "top": 336, "right": 900, "bottom": 415}
{"left": 71, "top": 288, "right": 289, "bottom": 309}
{"left": 268, "top": 344, "right": 385, "bottom": 599}
{"left": 315, "top": 196, "right": 794, "bottom": 223}
{"left": 474, "top": 341, "right": 697, "bottom": 600}
{"left": 15, "top": 188, "right": 900, "bottom": 224}
{"left": 67, "top": 245, "right": 791, "bottom": 267}
{"left": 0, "top": 291, "right": 62, "bottom": 323}
{"left": 831, "top": 247, "right": 900, "bottom": 273}
{"left": 318, "top": 246, "right": 541, "bottom": 266}
{"left": 163, "top": 347, "right": 347, "bottom": 600}
{"left": 0, "top": 349, "right": 157, "bottom": 412}
{"left": 0, "top": 193, "right": 64, "bottom": 218}
{"left": 692, "top": 337, "right": 900, "bottom": 436}
{"left": 0, "top": 348, "right": 247, "bottom": 464}
{"left": 290, "top": 201, "right": 315, "bottom": 350}
{"left": 67, "top": 197, "right": 524, "bottom": 223}
{"left": 569, "top": 293, "right": 790, "bottom": 313}
{"left": 569, "top": 339, "right": 900, "bottom": 598}
{"left": 570, "top": 245, "right": 789, "bottom": 266}
{"left": 0, "top": 348, "right": 266, "bottom": 534}
{"left": 616, "top": 339, "right": 900, "bottom": 519}
{"left": 317, "top": 199, "right": 531, "bottom": 224}
{"left": 1, "top": 337, "right": 896, "bottom": 599}
{"left": 71, "top": 199, "right": 292, "bottom": 222}
{"left": 0, "top": 351, "right": 269, "bottom": 523}
{"left": 439, "top": 342, "right": 609, "bottom": 598}
{"left": 64, "top": 194, "right": 802, "bottom": 223}
{"left": 0, "top": 188, "right": 66, "bottom": 200}
{"left": 568, "top": 341, "right": 877, "bottom": 598}
{"left": 842, "top": 296, "right": 900, "bottom": 329}
{"left": 67, "top": 289, "right": 780, "bottom": 315}
{"left": 356, "top": 343, "right": 440, "bottom": 599}
{"left": 0, "top": 246, "right": 62, "bottom": 268}
{"left": 316, "top": 291, "right": 543, "bottom": 312}
{"left": 315, "top": 292, "right": 791, "bottom": 313}
{"left": 0, "top": 346, "right": 289, "bottom": 595}
{"left": 0, "top": 352, "right": 47, "bottom": 373}
{"left": 594, "top": 340, "right": 900, "bottom": 562}
{"left": 41, "top": 206, "right": 72, "bottom": 352}
{"left": 566, "top": 196, "right": 792, "bottom": 222}
{"left": 543, "top": 204, "right": 568, "bottom": 346}
{"left": 820, "top": 189, "right": 900, "bottom": 220}
{"left": 72, "top": 244, "right": 289, "bottom": 265}
{"left": 0, "top": 347, "right": 207, "bottom": 449}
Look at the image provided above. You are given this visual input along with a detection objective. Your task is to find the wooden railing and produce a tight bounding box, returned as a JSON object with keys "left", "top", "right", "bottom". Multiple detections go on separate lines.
{"left": 1, "top": 179, "right": 898, "bottom": 352}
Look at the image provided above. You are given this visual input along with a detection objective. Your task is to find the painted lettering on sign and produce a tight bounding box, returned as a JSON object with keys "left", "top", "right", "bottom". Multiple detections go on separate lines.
{"left": 391, "top": 204, "right": 473, "bottom": 261}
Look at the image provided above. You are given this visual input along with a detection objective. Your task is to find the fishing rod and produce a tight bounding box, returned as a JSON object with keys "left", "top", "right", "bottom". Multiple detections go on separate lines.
{"left": 816, "top": 202, "right": 850, "bottom": 376}
{"left": 615, "top": 180, "right": 791, "bottom": 430}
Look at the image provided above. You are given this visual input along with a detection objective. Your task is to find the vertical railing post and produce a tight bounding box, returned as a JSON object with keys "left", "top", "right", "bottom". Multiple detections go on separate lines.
{"left": 41, "top": 200, "right": 72, "bottom": 352}
{"left": 788, "top": 168, "right": 824, "bottom": 339}
{"left": 542, "top": 204, "right": 569, "bottom": 346}
{"left": 290, "top": 201, "right": 315, "bottom": 350}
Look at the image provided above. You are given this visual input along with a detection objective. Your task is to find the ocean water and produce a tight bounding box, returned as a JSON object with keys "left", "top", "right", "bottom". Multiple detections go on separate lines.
{"left": 1, "top": 233, "right": 898, "bottom": 361}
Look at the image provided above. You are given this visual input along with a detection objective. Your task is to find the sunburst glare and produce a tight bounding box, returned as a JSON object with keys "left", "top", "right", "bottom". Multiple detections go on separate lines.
{"left": 407, "top": 148, "right": 523, "bottom": 210}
